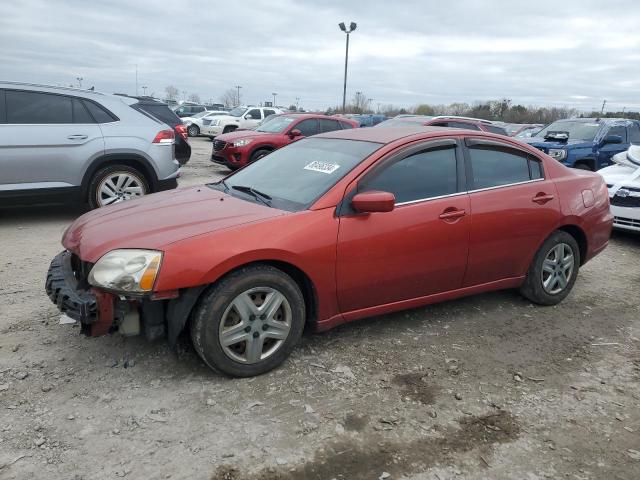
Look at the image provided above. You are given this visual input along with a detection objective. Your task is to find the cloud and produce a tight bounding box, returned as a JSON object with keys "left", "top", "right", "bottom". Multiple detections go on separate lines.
{"left": 1, "top": 0, "right": 640, "bottom": 111}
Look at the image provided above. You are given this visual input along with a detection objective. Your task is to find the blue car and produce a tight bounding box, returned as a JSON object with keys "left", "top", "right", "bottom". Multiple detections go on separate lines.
{"left": 524, "top": 118, "right": 640, "bottom": 170}
{"left": 348, "top": 114, "right": 388, "bottom": 127}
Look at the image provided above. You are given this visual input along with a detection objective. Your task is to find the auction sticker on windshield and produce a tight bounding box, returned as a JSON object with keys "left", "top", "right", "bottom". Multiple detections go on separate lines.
{"left": 304, "top": 160, "right": 341, "bottom": 174}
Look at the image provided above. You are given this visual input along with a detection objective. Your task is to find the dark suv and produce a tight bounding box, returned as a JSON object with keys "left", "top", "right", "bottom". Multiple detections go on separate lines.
{"left": 172, "top": 104, "right": 207, "bottom": 118}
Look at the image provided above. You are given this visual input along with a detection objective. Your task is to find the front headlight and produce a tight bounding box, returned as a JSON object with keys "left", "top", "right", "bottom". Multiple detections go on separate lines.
{"left": 233, "top": 139, "right": 253, "bottom": 147}
{"left": 88, "top": 249, "right": 162, "bottom": 293}
{"left": 548, "top": 149, "right": 567, "bottom": 161}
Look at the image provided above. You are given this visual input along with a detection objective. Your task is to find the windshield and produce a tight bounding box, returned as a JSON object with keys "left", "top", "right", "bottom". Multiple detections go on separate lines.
{"left": 256, "top": 115, "right": 296, "bottom": 133}
{"left": 228, "top": 107, "right": 247, "bottom": 117}
{"left": 215, "top": 138, "right": 382, "bottom": 211}
{"left": 375, "top": 118, "right": 430, "bottom": 127}
{"left": 192, "top": 111, "right": 210, "bottom": 119}
{"left": 534, "top": 121, "right": 602, "bottom": 141}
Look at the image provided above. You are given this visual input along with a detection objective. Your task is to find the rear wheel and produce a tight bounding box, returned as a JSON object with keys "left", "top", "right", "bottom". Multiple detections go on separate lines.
{"left": 187, "top": 124, "right": 200, "bottom": 137}
{"left": 191, "top": 266, "right": 305, "bottom": 377}
{"left": 519, "top": 230, "right": 580, "bottom": 305}
{"left": 88, "top": 164, "right": 149, "bottom": 209}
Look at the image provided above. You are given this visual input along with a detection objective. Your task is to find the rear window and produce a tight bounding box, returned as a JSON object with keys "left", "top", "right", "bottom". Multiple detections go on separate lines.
{"left": 340, "top": 121, "right": 354, "bottom": 129}
{"left": 133, "top": 103, "right": 179, "bottom": 127}
{"left": 484, "top": 124, "right": 508, "bottom": 135}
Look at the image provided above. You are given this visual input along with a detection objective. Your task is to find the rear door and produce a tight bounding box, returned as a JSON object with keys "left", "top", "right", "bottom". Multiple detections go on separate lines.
{"left": 0, "top": 89, "right": 104, "bottom": 193}
{"left": 319, "top": 118, "right": 342, "bottom": 134}
{"left": 461, "top": 137, "right": 562, "bottom": 287}
{"left": 336, "top": 139, "right": 470, "bottom": 313}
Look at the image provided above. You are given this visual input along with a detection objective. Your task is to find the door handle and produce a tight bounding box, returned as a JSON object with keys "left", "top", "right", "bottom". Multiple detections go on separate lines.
{"left": 532, "top": 192, "right": 554, "bottom": 205}
{"left": 67, "top": 134, "right": 88, "bottom": 140}
{"left": 439, "top": 208, "right": 466, "bottom": 220}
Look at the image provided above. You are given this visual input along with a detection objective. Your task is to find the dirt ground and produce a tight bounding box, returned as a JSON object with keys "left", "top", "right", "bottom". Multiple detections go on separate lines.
{"left": 1, "top": 137, "right": 639, "bottom": 480}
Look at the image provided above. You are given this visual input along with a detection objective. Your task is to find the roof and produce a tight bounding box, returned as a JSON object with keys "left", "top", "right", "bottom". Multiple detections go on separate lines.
{"left": 315, "top": 126, "right": 451, "bottom": 144}
{"left": 555, "top": 117, "right": 630, "bottom": 123}
{"left": 430, "top": 115, "right": 494, "bottom": 124}
{"left": 0, "top": 80, "right": 105, "bottom": 96}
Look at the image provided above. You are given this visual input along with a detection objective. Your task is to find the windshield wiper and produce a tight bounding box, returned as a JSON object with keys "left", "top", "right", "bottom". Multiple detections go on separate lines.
{"left": 231, "top": 185, "right": 272, "bottom": 206}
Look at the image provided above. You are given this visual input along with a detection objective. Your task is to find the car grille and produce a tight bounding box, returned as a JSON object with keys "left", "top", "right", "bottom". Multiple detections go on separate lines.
{"left": 613, "top": 216, "right": 640, "bottom": 229}
{"left": 610, "top": 186, "right": 640, "bottom": 208}
{"left": 213, "top": 140, "right": 227, "bottom": 152}
{"left": 203, "top": 119, "right": 211, "bottom": 126}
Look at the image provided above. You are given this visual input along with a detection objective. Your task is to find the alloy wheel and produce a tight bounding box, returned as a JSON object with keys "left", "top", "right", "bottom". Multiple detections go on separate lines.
{"left": 97, "top": 172, "right": 146, "bottom": 207}
{"left": 541, "top": 243, "right": 574, "bottom": 295}
{"left": 218, "top": 287, "right": 292, "bottom": 364}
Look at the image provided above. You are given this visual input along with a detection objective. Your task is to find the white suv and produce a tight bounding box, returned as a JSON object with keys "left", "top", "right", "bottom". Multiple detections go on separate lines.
{"left": 201, "top": 106, "right": 282, "bottom": 137}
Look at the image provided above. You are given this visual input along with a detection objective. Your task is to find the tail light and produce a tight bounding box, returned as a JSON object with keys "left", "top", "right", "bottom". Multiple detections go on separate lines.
{"left": 152, "top": 129, "right": 175, "bottom": 144}
{"left": 175, "top": 124, "right": 188, "bottom": 140}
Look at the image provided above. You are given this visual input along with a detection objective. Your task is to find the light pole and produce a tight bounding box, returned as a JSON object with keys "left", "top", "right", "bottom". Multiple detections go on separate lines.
{"left": 235, "top": 85, "right": 242, "bottom": 106}
{"left": 338, "top": 21, "right": 357, "bottom": 113}
{"left": 141, "top": 85, "right": 147, "bottom": 96}
{"left": 272, "top": 92, "right": 277, "bottom": 106}
{"left": 76, "top": 76, "right": 83, "bottom": 88}
{"left": 295, "top": 97, "right": 300, "bottom": 110}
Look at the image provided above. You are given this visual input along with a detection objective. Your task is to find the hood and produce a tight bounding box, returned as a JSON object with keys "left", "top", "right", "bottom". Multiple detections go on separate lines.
{"left": 523, "top": 138, "right": 594, "bottom": 150}
{"left": 63, "top": 186, "right": 286, "bottom": 262}
{"left": 598, "top": 164, "right": 640, "bottom": 187}
{"left": 215, "top": 129, "right": 276, "bottom": 142}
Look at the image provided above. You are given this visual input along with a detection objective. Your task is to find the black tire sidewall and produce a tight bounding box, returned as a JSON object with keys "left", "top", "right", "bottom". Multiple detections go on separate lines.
{"left": 191, "top": 266, "right": 305, "bottom": 377}
{"left": 250, "top": 149, "right": 270, "bottom": 163}
{"left": 87, "top": 164, "right": 149, "bottom": 209}
{"left": 188, "top": 125, "right": 199, "bottom": 136}
{"left": 521, "top": 231, "right": 581, "bottom": 305}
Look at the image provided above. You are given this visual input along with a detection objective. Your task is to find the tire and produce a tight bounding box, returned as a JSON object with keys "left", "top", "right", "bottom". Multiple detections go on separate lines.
{"left": 187, "top": 124, "right": 200, "bottom": 137}
{"left": 519, "top": 230, "right": 580, "bottom": 305}
{"left": 222, "top": 125, "right": 237, "bottom": 134}
{"left": 250, "top": 149, "right": 271, "bottom": 163}
{"left": 573, "top": 163, "right": 592, "bottom": 171}
{"left": 190, "top": 265, "right": 305, "bottom": 377}
{"left": 87, "top": 164, "right": 150, "bottom": 209}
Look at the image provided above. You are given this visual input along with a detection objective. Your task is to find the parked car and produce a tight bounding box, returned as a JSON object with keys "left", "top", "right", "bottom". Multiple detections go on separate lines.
{"left": 125, "top": 96, "right": 191, "bottom": 165}
{"left": 375, "top": 115, "right": 434, "bottom": 127}
{"left": 376, "top": 115, "right": 508, "bottom": 135}
{"left": 599, "top": 145, "right": 640, "bottom": 232}
{"left": 345, "top": 114, "right": 388, "bottom": 127}
{"left": 183, "top": 110, "right": 228, "bottom": 137}
{"left": 504, "top": 123, "right": 544, "bottom": 137}
{"left": 0, "top": 82, "right": 180, "bottom": 208}
{"left": 516, "top": 126, "right": 543, "bottom": 139}
{"left": 46, "top": 126, "right": 612, "bottom": 377}
{"left": 211, "top": 113, "right": 358, "bottom": 169}
{"left": 201, "top": 106, "right": 283, "bottom": 138}
{"left": 172, "top": 103, "right": 208, "bottom": 118}
{"left": 524, "top": 118, "right": 640, "bottom": 171}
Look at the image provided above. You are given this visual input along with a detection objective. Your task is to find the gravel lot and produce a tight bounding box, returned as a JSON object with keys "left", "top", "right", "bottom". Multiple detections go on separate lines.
{"left": 1, "top": 137, "right": 639, "bottom": 480}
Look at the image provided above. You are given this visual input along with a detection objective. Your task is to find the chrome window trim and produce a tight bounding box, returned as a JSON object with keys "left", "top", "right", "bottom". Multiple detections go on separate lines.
{"left": 394, "top": 178, "right": 545, "bottom": 207}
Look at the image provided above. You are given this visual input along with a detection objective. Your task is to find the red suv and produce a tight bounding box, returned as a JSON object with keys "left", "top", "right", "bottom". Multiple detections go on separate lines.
{"left": 211, "top": 113, "right": 358, "bottom": 169}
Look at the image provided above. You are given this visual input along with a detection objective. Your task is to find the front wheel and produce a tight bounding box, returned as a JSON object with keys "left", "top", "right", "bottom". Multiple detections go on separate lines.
{"left": 88, "top": 165, "right": 149, "bottom": 209}
{"left": 187, "top": 124, "right": 200, "bottom": 137}
{"left": 519, "top": 230, "right": 580, "bottom": 305}
{"left": 190, "top": 265, "right": 305, "bottom": 377}
{"left": 250, "top": 149, "right": 271, "bottom": 163}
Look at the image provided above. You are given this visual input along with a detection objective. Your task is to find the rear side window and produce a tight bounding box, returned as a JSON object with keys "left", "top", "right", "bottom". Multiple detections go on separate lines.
{"left": 319, "top": 119, "right": 340, "bottom": 133}
{"left": 72, "top": 98, "right": 94, "bottom": 123}
{"left": 6, "top": 90, "right": 72, "bottom": 124}
{"left": 247, "top": 109, "right": 262, "bottom": 120}
{"left": 362, "top": 146, "right": 458, "bottom": 204}
{"left": 628, "top": 123, "right": 640, "bottom": 143}
{"left": 263, "top": 109, "right": 276, "bottom": 117}
{"left": 83, "top": 100, "right": 117, "bottom": 123}
{"left": 468, "top": 145, "right": 541, "bottom": 189}
{"left": 0, "top": 90, "right": 6, "bottom": 123}
{"left": 484, "top": 124, "right": 508, "bottom": 135}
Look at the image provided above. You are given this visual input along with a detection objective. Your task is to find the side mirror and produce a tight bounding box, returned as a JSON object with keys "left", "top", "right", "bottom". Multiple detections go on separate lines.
{"left": 602, "top": 134, "right": 623, "bottom": 145}
{"left": 244, "top": 114, "right": 252, "bottom": 120}
{"left": 352, "top": 191, "right": 395, "bottom": 213}
{"left": 289, "top": 129, "right": 302, "bottom": 138}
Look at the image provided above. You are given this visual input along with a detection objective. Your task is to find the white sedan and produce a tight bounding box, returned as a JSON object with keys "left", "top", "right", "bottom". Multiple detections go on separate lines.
{"left": 599, "top": 145, "right": 640, "bottom": 232}
{"left": 182, "top": 111, "right": 228, "bottom": 137}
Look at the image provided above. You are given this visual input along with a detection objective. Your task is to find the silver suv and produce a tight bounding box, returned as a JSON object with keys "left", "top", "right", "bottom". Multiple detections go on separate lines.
{"left": 0, "top": 82, "right": 180, "bottom": 208}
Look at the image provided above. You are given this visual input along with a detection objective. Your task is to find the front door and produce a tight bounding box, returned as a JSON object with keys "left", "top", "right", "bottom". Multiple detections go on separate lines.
{"left": 597, "top": 123, "right": 630, "bottom": 169}
{"left": 461, "top": 138, "right": 563, "bottom": 287}
{"left": 336, "top": 140, "right": 470, "bottom": 313}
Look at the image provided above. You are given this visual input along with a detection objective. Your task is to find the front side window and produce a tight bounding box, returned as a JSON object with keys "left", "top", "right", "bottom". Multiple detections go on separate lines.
{"left": 361, "top": 146, "right": 458, "bottom": 204}
{"left": 319, "top": 119, "right": 340, "bottom": 133}
{"left": 247, "top": 109, "right": 262, "bottom": 120}
{"left": 468, "top": 145, "right": 540, "bottom": 190}
{"left": 294, "top": 119, "right": 319, "bottom": 136}
{"left": 218, "top": 138, "right": 381, "bottom": 211}
{"left": 628, "top": 123, "right": 640, "bottom": 143}
{"left": 6, "top": 90, "right": 72, "bottom": 124}
{"left": 606, "top": 125, "right": 627, "bottom": 142}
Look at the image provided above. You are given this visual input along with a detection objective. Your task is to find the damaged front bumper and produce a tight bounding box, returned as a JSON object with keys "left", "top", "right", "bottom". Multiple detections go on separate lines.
{"left": 45, "top": 251, "right": 204, "bottom": 345}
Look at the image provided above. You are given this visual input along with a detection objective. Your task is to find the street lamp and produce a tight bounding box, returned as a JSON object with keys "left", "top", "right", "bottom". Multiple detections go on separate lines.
{"left": 141, "top": 85, "right": 148, "bottom": 96}
{"left": 338, "top": 21, "right": 357, "bottom": 113}
{"left": 235, "top": 85, "right": 242, "bottom": 106}
{"left": 272, "top": 92, "right": 277, "bottom": 106}
{"left": 76, "top": 76, "right": 83, "bottom": 88}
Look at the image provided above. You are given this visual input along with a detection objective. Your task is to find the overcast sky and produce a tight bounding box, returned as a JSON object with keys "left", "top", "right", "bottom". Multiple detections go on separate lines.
{"left": 2, "top": 0, "right": 640, "bottom": 111}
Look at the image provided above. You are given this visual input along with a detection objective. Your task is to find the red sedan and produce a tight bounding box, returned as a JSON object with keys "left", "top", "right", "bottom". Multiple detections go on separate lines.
{"left": 46, "top": 127, "right": 612, "bottom": 377}
{"left": 211, "top": 113, "right": 358, "bottom": 169}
